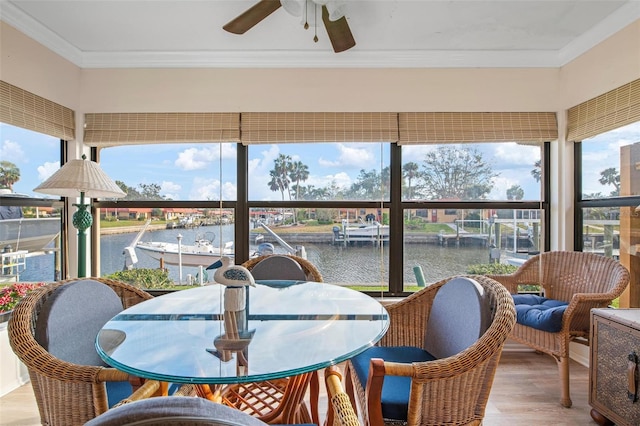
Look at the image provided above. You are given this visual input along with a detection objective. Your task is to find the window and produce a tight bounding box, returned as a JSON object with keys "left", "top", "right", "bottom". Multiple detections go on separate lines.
{"left": 400, "top": 142, "right": 546, "bottom": 291}
{"left": 0, "top": 124, "right": 63, "bottom": 282}
{"left": 97, "top": 143, "right": 236, "bottom": 283}
{"left": 248, "top": 143, "right": 390, "bottom": 289}
{"left": 576, "top": 122, "right": 640, "bottom": 306}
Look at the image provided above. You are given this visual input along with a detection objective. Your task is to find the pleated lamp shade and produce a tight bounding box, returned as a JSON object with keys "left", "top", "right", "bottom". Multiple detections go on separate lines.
{"left": 33, "top": 157, "right": 126, "bottom": 199}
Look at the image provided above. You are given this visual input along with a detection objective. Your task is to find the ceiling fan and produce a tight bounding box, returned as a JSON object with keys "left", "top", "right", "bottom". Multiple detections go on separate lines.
{"left": 223, "top": 0, "right": 356, "bottom": 53}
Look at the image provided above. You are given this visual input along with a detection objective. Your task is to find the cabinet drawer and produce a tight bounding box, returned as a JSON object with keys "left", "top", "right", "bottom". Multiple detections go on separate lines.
{"left": 591, "top": 313, "right": 640, "bottom": 426}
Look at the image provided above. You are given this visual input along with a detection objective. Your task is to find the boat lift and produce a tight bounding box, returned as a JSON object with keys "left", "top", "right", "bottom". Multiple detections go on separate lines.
{"left": 123, "top": 219, "right": 152, "bottom": 270}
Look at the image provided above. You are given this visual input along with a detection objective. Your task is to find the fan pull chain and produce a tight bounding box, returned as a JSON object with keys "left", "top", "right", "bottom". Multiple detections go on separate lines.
{"left": 313, "top": 3, "right": 318, "bottom": 42}
{"left": 304, "top": 0, "right": 309, "bottom": 29}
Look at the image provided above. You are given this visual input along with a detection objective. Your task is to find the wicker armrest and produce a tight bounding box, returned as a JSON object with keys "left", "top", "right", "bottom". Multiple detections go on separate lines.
{"left": 325, "top": 366, "right": 360, "bottom": 426}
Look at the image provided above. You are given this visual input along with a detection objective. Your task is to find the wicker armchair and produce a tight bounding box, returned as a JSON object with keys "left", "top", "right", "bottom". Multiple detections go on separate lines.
{"left": 345, "top": 275, "right": 516, "bottom": 426}
{"left": 487, "top": 251, "right": 630, "bottom": 408}
{"left": 8, "top": 277, "right": 193, "bottom": 426}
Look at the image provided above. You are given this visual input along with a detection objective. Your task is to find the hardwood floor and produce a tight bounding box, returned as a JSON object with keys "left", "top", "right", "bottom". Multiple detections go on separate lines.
{"left": 0, "top": 351, "right": 598, "bottom": 425}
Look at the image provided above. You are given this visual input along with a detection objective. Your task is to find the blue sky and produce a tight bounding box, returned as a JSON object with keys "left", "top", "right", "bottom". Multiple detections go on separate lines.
{"left": 2, "top": 122, "right": 638, "bottom": 201}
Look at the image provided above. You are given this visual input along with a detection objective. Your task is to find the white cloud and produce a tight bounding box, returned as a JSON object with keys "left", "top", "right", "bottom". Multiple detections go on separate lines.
{"left": 307, "top": 172, "right": 351, "bottom": 191}
{"left": 1, "top": 139, "right": 26, "bottom": 163}
{"left": 160, "top": 181, "right": 181, "bottom": 195}
{"left": 493, "top": 143, "right": 540, "bottom": 166}
{"left": 36, "top": 161, "right": 60, "bottom": 182}
{"left": 175, "top": 145, "right": 236, "bottom": 171}
{"left": 187, "top": 177, "right": 236, "bottom": 200}
{"left": 318, "top": 143, "right": 375, "bottom": 169}
{"left": 488, "top": 176, "right": 516, "bottom": 200}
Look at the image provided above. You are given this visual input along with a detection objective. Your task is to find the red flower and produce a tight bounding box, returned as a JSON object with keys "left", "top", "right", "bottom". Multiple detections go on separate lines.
{"left": 0, "top": 282, "right": 47, "bottom": 313}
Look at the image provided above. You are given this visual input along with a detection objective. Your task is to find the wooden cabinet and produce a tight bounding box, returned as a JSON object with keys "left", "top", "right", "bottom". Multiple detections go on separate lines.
{"left": 590, "top": 309, "right": 640, "bottom": 426}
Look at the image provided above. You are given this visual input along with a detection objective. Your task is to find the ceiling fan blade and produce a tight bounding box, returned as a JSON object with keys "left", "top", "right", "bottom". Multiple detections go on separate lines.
{"left": 321, "top": 5, "right": 356, "bottom": 53}
{"left": 223, "top": 0, "right": 282, "bottom": 35}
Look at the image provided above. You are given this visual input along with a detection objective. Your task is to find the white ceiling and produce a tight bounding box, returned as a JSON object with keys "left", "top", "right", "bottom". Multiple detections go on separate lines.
{"left": 2, "top": 0, "right": 639, "bottom": 69}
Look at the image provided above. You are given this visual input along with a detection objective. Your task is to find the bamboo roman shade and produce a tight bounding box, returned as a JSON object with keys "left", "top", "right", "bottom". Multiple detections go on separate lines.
{"left": 84, "top": 113, "right": 241, "bottom": 146}
{"left": 0, "top": 80, "right": 75, "bottom": 140}
{"left": 567, "top": 78, "right": 640, "bottom": 142}
{"left": 398, "top": 112, "right": 558, "bottom": 144}
{"left": 241, "top": 112, "right": 399, "bottom": 144}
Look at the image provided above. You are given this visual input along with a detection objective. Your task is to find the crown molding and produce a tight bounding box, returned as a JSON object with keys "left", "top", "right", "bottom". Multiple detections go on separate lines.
{"left": 558, "top": 1, "right": 640, "bottom": 66}
{"left": 79, "top": 49, "right": 561, "bottom": 69}
{"left": 1, "top": 1, "right": 83, "bottom": 65}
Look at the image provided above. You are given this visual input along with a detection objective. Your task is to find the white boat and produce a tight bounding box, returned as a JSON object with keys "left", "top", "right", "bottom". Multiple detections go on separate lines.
{"left": 334, "top": 219, "right": 389, "bottom": 243}
{"left": 136, "top": 238, "right": 234, "bottom": 267}
{"left": 0, "top": 193, "right": 61, "bottom": 254}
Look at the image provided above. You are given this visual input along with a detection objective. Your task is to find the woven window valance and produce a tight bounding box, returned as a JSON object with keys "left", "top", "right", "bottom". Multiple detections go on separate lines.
{"left": 567, "top": 78, "right": 640, "bottom": 142}
{"left": 398, "top": 112, "right": 558, "bottom": 144}
{"left": 84, "top": 113, "right": 241, "bottom": 146}
{"left": 0, "top": 80, "right": 75, "bottom": 140}
{"left": 241, "top": 112, "right": 399, "bottom": 144}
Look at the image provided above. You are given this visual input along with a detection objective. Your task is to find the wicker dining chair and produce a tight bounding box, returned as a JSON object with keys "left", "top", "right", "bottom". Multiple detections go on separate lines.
{"left": 487, "top": 250, "right": 630, "bottom": 408}
{"left": 345, "top": 275, "right": 516, "bottom": 426}
{"left": 241, "top": 254, "right": 323, "bottom": 282}
{"left": 8, "top": 277, "right": 194, "bottom": 426}
{"left": 213, "top": 255, "right": 323, "bottom": 425}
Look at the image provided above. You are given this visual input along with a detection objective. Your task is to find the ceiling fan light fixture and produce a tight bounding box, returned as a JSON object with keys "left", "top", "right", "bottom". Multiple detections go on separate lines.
{"left": 280, "top": 0, "right": 346, "bottom": 25}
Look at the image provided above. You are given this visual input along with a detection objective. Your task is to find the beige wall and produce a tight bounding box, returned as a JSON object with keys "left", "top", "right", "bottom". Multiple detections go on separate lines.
{"left": 561, "top": 19, "right": 640, "bottom": 109}
{"left": 0, "top": 22, "right": 81, "bottom": 109}
{"left": 2, "top": 19, "right": 639, "bottom": 113}
{"left": 78, "top": 68, "right": 561, "bottom": 112}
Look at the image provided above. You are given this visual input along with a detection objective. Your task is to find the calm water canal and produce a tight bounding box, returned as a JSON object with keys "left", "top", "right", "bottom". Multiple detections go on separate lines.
{"left": 19, "top": 224, "right": 493, "bottom": 286}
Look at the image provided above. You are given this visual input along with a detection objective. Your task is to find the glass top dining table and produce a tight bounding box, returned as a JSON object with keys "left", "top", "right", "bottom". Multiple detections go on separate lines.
{"left": 96, "top": 280, "right": 389, "bottom": 385}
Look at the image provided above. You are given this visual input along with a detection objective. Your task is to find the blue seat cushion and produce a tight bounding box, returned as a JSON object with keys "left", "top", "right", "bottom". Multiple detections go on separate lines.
{"left": 351, "top": 346, "right": 436, "bottom": 421}
{"left": 512, "top": 294, "right": 568, "bottom": 333}
{"left": 106, "top": 381, "right": 133, "bottom": 408}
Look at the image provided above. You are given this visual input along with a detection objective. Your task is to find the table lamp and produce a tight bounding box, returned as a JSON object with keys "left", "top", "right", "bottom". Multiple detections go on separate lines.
{"left": 34, "top": 155, "right": 125, "bottom": 277}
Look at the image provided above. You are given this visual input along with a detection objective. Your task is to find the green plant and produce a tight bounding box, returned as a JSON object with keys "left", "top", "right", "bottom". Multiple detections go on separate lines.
{"left": 0, "top": 282, "right": 47, "bottom": 313}
{"left": 466, "top": 263, "right": 518, "bottom": 275}
{"left": 106, "top": 268, "right": 174, "bottom": 289}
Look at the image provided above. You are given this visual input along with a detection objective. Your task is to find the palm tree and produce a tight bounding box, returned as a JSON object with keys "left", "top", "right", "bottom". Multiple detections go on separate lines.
{"left": 0, "top": 161, "right": 20, "bottom": 190}
{"left": 403, "top": 161, "right": 419, "bottom": 199}
{"left": 268, "top": 169, "right": 287, "bottom": 200}
{"left": 289, "top": 161, "right": 309, "bottom": 201}
{"left": 531, "top": 160, "right": 542, "bottom": 183}
{"left": 598, "top": 167, "right": 620, "bottom": 196}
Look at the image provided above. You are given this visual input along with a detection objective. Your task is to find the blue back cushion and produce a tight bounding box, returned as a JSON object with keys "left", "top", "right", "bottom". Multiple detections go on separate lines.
{"left": 250, "top": 256, "right": 307, "bottom": 281}
{"left": 424, "top": 277, "right": 491, "bottom": 359}
{"left": 513, "top": 294, "right": 568, "bottom": 333}
{"left": 350, "top": 346, "right": 436, "bottom": 421}
{"left": 35, "top": 279, "right": 124, "bottom": 366}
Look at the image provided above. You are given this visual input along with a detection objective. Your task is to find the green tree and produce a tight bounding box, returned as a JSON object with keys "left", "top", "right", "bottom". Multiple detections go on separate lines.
{"left": 402, "top": 161, "right": 420, "bottom": 199}
{"left": 598, "top": 167, "right": 620, "bottom": 196}
{"left": 117, "top": 180, "right": 142, "bottom": 200}
{"left": 507, "top": 184, "right": 524, "bottom": 200}
{"left": 531, "top": 159, "right": 542, "bottom": 183}
{"left": 139, "top": 183, "right": 163, "bottom": 200}
{"left": 346, "top": 168, "right": 390, "bottom": 200}
{"left": 267, "top": 154, "right": 292, "bottom": 200}
{"left": 0, "top": 161, "right": 20, "bottom": 190}
{"left": 419, "top": 146, "right": 497, "bottom": 200}
{"left": 289, "top": 160, "right": 309, "bottom": 200}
